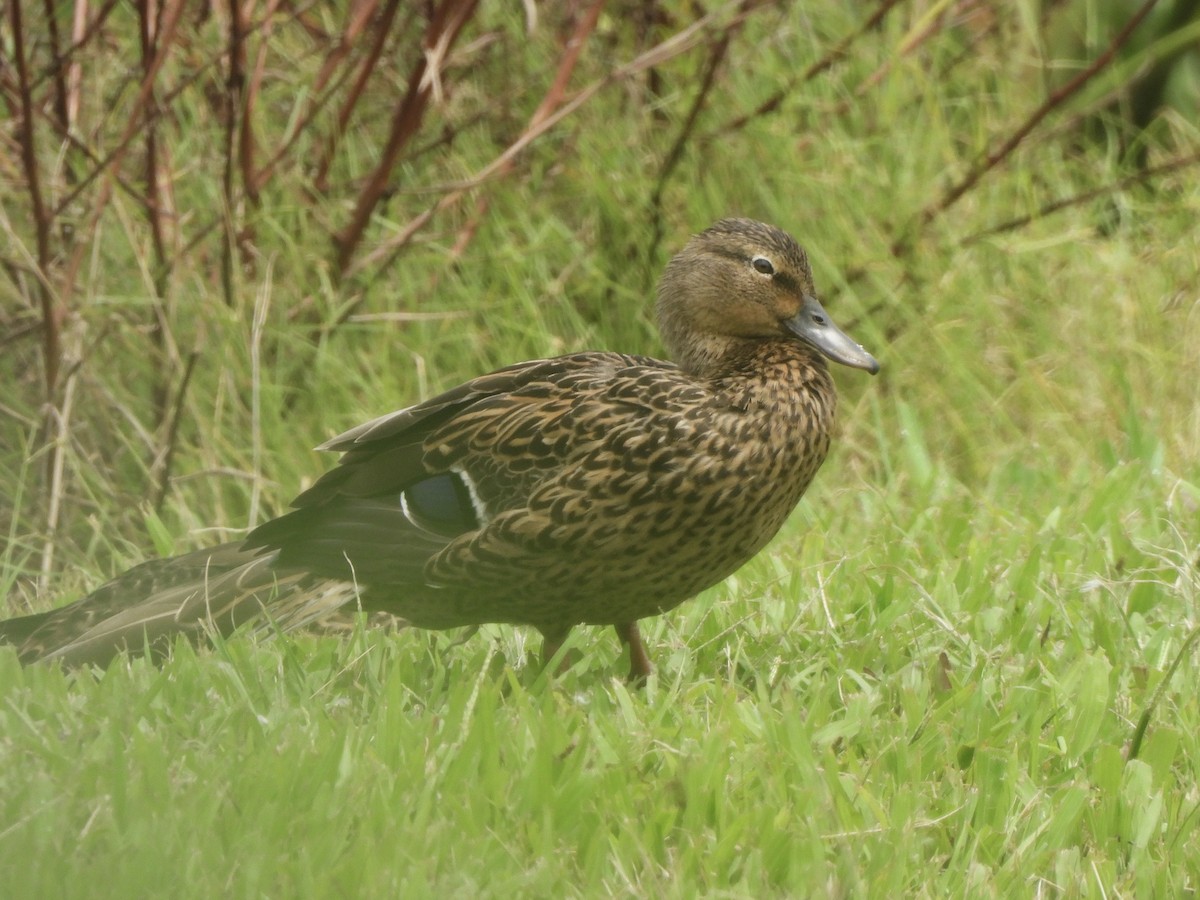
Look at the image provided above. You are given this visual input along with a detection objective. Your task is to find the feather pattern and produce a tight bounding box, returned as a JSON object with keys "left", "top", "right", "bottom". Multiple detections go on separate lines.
{"left": 1, "top": 219, "right": 878, "bottom": 678}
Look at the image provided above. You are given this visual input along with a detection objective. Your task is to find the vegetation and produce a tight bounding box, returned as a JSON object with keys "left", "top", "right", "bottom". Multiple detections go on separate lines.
{"left": 2, "top": 1, "right": 1198, "bottom": 895}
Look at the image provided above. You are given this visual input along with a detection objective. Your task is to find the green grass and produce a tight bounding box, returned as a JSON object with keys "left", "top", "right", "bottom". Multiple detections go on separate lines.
{"left": 3, "top": 3, "right": 1200, "bottom": 896}
{"left": 3, "top": 457, "right": 1199, "bottom": 896}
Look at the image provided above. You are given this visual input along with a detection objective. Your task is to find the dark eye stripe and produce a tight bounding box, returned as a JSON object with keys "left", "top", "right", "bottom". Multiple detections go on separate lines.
{"left": 773, "top": 272, "right": 799, "bottom": 293}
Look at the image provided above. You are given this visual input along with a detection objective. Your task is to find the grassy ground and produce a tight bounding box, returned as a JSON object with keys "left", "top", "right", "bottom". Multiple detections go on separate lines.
{"left": 3, "top": 3, "right": 1200, "bottom": 896}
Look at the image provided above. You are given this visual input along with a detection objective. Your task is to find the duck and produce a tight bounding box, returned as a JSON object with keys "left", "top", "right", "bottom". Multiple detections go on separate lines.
{"left": 0, "top": 219, "right": 879, "bottom": 678}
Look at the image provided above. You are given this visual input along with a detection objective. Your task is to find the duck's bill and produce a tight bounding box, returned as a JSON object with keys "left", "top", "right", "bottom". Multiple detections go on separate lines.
{"left": 784, "top": 294, "right": 880, "bottom": 374}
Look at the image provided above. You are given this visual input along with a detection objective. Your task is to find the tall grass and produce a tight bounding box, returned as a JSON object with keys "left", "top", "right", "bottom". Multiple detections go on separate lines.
{"left": 2, "top": 2, "right": 1199, "bottom": 895}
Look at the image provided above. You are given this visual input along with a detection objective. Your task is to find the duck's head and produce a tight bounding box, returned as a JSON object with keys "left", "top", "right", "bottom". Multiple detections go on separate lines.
{"left": 657, "top": 218, "right": 879, "bottom": 377}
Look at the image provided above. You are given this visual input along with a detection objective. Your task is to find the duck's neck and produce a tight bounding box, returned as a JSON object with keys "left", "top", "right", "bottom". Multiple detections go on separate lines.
{"left": 699, "top": 338, "right": 838, "bottom": 422}
{"left": 676, "top": 334, "right": 827, "bottom": 381}
{"left": 669, "top": 332, "right": 763, "bottom": 378}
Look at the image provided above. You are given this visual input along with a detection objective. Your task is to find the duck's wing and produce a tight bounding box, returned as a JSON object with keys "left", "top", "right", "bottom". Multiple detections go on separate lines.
{"left": 242, "top": 351, "right": 661, "bottom": 587}
{"left": 420, "top": 362, "right": 731, "bottom": 598}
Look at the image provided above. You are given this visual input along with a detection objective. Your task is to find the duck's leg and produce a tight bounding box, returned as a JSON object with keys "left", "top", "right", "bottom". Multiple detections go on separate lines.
{"left": 615, "top": 621, "right": 652, "bottom": 683}
{"left": 539, "top": 624, "right": 574, "bottom": 674}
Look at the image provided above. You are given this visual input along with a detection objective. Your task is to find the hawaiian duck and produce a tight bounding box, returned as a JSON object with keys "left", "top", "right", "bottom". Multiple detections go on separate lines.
{"left": 0, "top": 219, "right": 879, "bottom": 678}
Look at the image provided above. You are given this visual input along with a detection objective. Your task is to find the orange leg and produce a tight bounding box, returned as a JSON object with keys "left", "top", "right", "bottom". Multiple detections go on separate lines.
{"left": 614, "top": 621, "right": 652, "bottom": 683}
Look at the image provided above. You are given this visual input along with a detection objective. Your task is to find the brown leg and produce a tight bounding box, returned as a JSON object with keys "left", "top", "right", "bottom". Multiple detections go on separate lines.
{"left": 540, "top": 625, "right": 573, "bottom": 674}
{"left": 614, "top": 621, "right": 652, "bottom": 683}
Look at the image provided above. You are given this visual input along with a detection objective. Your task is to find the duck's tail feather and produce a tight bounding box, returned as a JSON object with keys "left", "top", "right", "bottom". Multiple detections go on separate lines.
{"left": 0, "top": 542, "right": 361, "bottom": 667}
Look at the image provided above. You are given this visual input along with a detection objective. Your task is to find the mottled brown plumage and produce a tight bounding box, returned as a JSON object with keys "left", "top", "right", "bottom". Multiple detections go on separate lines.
{"left": 0, "top": 219, "right": 878, "bottom": 677}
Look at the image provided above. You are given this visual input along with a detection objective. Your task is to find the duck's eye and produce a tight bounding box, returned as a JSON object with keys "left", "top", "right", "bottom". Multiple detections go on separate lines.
{"left": 751, "top": 256, "right": 775, "bottom": 276}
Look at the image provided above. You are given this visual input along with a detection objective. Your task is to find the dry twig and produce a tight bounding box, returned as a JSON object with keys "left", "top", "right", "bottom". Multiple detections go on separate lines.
{"left": 346, "top": 0, "right": 760, "bottom": 281}
{"left": 333, "top": 0, "right": 481, "bottom": 275}
{"left": 447, "top": 0, "right": 610, "bottom": 264}
{"left": 7, "top": 0, "right": 61, "bottom": 401}
{"left": 912, "top": 0, "right": 1162, "bottom": 235}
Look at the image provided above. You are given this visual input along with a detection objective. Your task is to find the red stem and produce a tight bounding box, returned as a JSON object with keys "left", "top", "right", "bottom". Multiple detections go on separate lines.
{"left": 8, "top": 0, "right": 62, "bottom": 400}
{"left": 333, "top": 0, "right": 480, "bottom": 277}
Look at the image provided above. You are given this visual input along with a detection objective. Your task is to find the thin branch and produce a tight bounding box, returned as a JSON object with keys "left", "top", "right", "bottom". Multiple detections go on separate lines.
{"left": 223, "top": 0, "right": 249, "bottom": 306}
{"left": 333, "top": 0, "right": 480, "bottom": 276}
{"left": 913, "top": 0, "right": 1161, "bottom": 233}
{"left": 57, "top": 0, "right": 188, "bottom": 319}
{"left": 251, "top": 51, "right": 364, "bottom": 191}
{"left": 447, "top": 0, "right": 609, "bottom": 263}
{"left": 959, "top": 148, "right": 1200, "bottom": 245}
{"left": 313, "top": 0, "right": 381, "bottom": 97}
{"left": 706, "top": 0, "right": 907, "bottom": 139}
{"left": 151, "top": 349, "right": 200, "bottom": 512}
{"left": 252, "top": 0, "right": 387, "bottom": 191}
{"left": 7, "top": 0, "right": 62, "bottom": 401}
{"left": 39, "top": 0, "right": 70, "bottom": 131}
{"left": 313, "top": 0, "right": 406, "bottom": 193}
{"left": 45, "top": 0, "right": 283, "bottom": 222}
{"left": 138, "top": 0, "right": 171, "bottom": 421}
{"left": 24, "top": 0, "right": 120, "bottom": 98}
{"left": 65, "top": 0, "right": 95, "bottom": 131}
{"left": 242, "top": 0, "right": 287, "bottom": 206}
{"left": 347, "top": 0, "right": 758, "bottom": 281}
